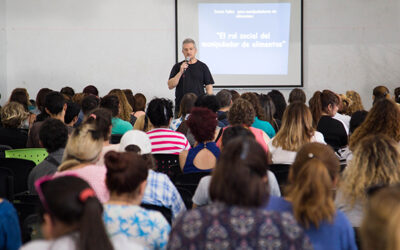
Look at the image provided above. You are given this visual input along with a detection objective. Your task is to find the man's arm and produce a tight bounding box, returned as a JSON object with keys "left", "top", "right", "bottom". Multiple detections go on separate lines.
{"left": 205, "top": 84, "right": 213, "bottom": 95}
{"left": 167, "top": 62, "right": 188, "bottom": 90}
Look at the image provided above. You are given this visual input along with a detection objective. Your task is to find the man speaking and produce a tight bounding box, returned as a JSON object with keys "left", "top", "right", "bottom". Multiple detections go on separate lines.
{"left": 168, "top": 38, "right": 214, "bottom": 114}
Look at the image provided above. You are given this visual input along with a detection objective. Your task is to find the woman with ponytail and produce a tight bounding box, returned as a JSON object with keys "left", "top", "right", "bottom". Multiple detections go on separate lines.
{"left": 21, "top": 175, "right": 114, "bottom": 250}
{"left": 266, "top": 142, "right": 357, "bottom": 250}
{"left": 309, "top": 90, "right": 348, "bottom": 151}
{"left": 103, "top": 151, "right": 170, "bottom": 249}
{"left": 55, "top": 123, "right": 109, "bottom": 202}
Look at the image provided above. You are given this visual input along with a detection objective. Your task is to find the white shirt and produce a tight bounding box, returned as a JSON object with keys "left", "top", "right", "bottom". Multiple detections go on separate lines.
{"left": 268, "top": 132, "right": 326, "bottom": 165}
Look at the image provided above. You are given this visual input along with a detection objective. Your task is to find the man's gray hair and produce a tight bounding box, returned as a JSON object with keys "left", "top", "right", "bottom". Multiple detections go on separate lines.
{"left": 182, "top": 38, "right": 196, "bottom": 49}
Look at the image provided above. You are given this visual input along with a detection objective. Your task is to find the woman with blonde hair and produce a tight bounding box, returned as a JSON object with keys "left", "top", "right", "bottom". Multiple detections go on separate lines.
{"left": 269, "top": 102, "right": 325, "bottom": 164}
{"left": 54, "top": 123, "right": 109, "bottom": 202}
{"left": 360, "top": 186, "right": 400, "bottom": 250}
{"left": 345, "top": 90, "right": 364, "bottom": 115}
{"left": 0, "top": 102, "right": 29, "bottom": 148}
{"left": 336, "top": 134, "right": 400, "bottom": 227}
{"left": 108, "top": 89, "right": 132, "bottom": 122}
{"left": 349, "top": 98, "right": 400, "bottom": 151}
{"left": 267, "top": 142, "right": 357, "bottom": 250}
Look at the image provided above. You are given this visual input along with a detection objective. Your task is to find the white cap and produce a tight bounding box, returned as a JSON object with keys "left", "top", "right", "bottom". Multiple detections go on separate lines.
{"left": 119, "top": 130, "right": 152, "bottom": 154}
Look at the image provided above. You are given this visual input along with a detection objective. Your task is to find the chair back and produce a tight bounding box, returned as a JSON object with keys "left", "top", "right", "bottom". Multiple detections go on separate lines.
{"left": 268, "top": 164, "right": 291, "bottom": 193}
{"left": 0, "top": 159, "right": 35, "bottom": 194}
{"left": 0, "top": 144, "right": 13, "bottom": 151}
{"left": 152, "top": 154, "right": 182, "bottom": 182}
{"left": 140, "top": 203, "right": 172, "bottom": 225}
{"left": 4, "top": 148, "right": 48, "bottom": 165}
{"left": 0, "top": 167, "right": 14, "bottom": 200}
{"left": 174, "top": 172, "right": 211, "bottom": 209}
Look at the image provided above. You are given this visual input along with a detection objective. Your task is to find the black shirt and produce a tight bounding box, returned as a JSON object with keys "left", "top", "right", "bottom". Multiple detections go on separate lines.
{"left": 0, "top": 127, "right": 28, "bottom": 149}
{"left": 317, "top": 115, "right": 348, "bottom": 151}
{"left": 169, "top": 60, "right": 214, "bottom": 107}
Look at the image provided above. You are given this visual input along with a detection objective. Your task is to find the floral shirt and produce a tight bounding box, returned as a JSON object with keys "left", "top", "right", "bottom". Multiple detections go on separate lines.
{"left": 167, "top": 202, "right": 313, "bottom": 250}
{"left": 103, "top": 204, "right": 170, "bottom": 250}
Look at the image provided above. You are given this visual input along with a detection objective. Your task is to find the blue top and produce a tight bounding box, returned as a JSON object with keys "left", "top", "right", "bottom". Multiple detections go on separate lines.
{"left": 0, "top": 199, "right": 22, "bottom": 250}
{"left": 111, "top": 117, "right": 133, "bottom": 135}
{"left": 266, "top": 196, "right": 357, "bottom": 250}
{"left": 252, "top": 117, "right": 276, "bottom": 138}
{"left": 183, "top": 142, "right": 220, "bottom": 173}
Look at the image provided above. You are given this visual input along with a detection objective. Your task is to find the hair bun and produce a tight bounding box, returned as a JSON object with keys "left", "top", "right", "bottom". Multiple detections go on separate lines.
{"left": 104, "top": 151, "right": 126, "bottom": 172}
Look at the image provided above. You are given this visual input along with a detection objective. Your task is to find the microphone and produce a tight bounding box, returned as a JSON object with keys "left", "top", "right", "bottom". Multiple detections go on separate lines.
{"left": 184, "top": 57, "right": 190, "bottom": 72}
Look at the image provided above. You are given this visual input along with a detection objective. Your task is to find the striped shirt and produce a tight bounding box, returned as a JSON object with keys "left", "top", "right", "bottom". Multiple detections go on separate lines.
{"left": 147, "top": 128, "right": 191, "bottom": 154}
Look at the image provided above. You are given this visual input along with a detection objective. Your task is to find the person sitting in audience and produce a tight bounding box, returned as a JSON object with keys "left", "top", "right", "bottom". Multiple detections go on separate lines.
{"left": 267, "top": 89, "right": 287, "bottom": 121}
{"left": 336, "top": 134, "right": 400, "bottom": 227}
{"left": 360, "top": 185, "right": 400, "bottom": 250}
{"left": 103, "top": 151, "right": 170, "bottom": 249}
{"left": 21, "top": 176, "right": 115, "bottom": 250}
{"left": 8, "top": 88, "right": 36, "bottom": 129}
{"left": 133, "top": 113, "right": 154, "bottom": 132}
{"left": 64, "top": 101, "right": 80, "bottom": 133}
{"left": 55, "top": 123, "right": 109, "bottom": 203}
{"left": 289, "top": 88, "right": 306, "bottom": 104}
{"left": 60, "top": 86, "right": 75, "bottom": 100}
{"left": 218, "top": 98, "right": 269, "bottom": 152}
{"left": 146, "top": 98, "right": 190, "bottom": 154}
{"left": 82, "top": 85, "right": 99, "bottom": 97}
{"left": 27, "top": 91, "right": 67, "bottom": 148}
{"left": 309, "top": 90, "right": 348, "bottom": 152}
{"left": 122, "top": 89, "right": 137, "bottom": 125}
{"left": 192, "top": 125, "right": 281, "bottom": 208}
{"left": 83, "top": 108, "right": 119, "bottom": 166}
{"left": 168, "top": 138, "right": 312, "bottom": 249}
{"left": 394, "top": 87, "right": 400, "bottom": 104}
{"left": 267, "top": 142, "right": 357, "bottom": 250}
{"left": 372, "top": 85, "right": 390, "bottom": 104}
{"left": 170, "top": 92, "right": 196, "bottom": 130}
{"left": 0, "top": 198, "right": 21, "bottom": 250}
{"left": 268, "top": 102, "right": 326, "bottom": 164}
{"left": 215, "top": 89, "right": 232, "bottom": 127}
{"left": 349, "top": 98, "right": 400, "bottom": 151}
{"left": 0, "top": 102, "right": 29, "bottom": 148}
{"left": 259, "top": 94, "right": 281, "bottom": 132}
{"left": 349, "top": 110, "right": 368, "bottom": 135}
{"left": 179, "top": 107, "right": 220, "bottom": 173}
{"left": 100, "top": 95, "right": 132, "bottom": 135}
{"left": 133, "top": 93, "right": 147, "bottom": 118}
{"left": 241, "top": 92, "right": 276, "bottom": 138}
{"left": 27, "top": 118, "right": 68, "bottom": 194}
{"left": 108, "top": 89, "right": 132, "bottom": 122}
{"left": 334, "top": 94, "right": 351, "bottom": 134}
{"left": 119, "top": 130, "right": 186, "bottom": 220}
{"left": 81, "top": 94, "right": 100, "bottom": 116}
{"left": 345, "top": 90, "right": 364, "bottom": 115}
{"left": 34, "top": 88, "right": 52, "bottom": 122}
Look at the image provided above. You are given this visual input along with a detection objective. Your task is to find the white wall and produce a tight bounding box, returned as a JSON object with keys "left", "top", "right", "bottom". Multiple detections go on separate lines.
{"left": 2, "top": 0, "right": 400, "bottom": 109}
{"left": 0, "top": 0, "right": 6, "bottom": 104}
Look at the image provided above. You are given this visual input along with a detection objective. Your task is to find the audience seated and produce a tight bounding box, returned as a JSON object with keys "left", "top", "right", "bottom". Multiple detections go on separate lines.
{"left": 372, "top": 85, "right": 390, "bottom": 105}
{"left": 259, "top": 93, "right": 281, "bottom": 132}
{"left": 119, "top": 130, "right": 186, "bottom": 220}
{"left": 336, "top": 134, "right": 400, "bottom": 227}
{"left": 179, "top": 107, "right": 220, "bottom": 173}
{"left": 360, "top": 185, "right": 400, "bottom": 250}
{"left": 0, "top": 102, "right": 29, "bottom": 148}
{"left": 100, "top": 95, "right": 132, "bottom": 135}
{"left": 349, "top": 98, "right": 400, "bottom": 151}
{"left": 21, "top": 176, "right": 115, "bottom": 250}
{"left": 27, "top": 91, "right": 67, "bottom": 148}
{"left": 108, "top": 89, "right": 132, "bottom": 122}
{"left": 8, "top": 88, "right": 36, "bottom": 129}
{"left": 60, "top": 86, "right": 75, "bottom": 100}
{"left": 334, "top": 94, "right": 351, "bottom": 134}
{"left": 215, "top": 89, "right": 232, "bottom": 127}
{"left": 170, "top": 92, "right": 196, "bottom": 130}
{"left": 0, "top": 198, "right": 22, "bottom": 250}
{"left": 81, "top": 94, "right": 100, "bottom": 116}
{"left": 288, "top": 88, "right": 306, "bottom": 104}
{"left": 268, "top": 102, "right": 325, "bottom": 164}
{"left": 168, "top": 138, "right": 312, "bottom": 249}
{"left": 103, "top": 151, "right": 170, "bottom": 249}
{"left": 241, "top": 92, "right": 276, "bottom": 138}
{"left": 267, "top": 142, "right": 357, "bottom": 250}
{"left": 345, "top": 90, "right": 364, "bottom": 115}
{"left": 133, "top": 93, "right": 147, "bottom": 118}
{"left": 267, "top": 89, "right": 287, "bottom": 121}
{"left": 122, "top": 89, "right": 137, "bottom": 124}
{"left": 27, "top": 118, "right": 68, "bottom": 194}
{"left": 309, "top": 90, "right": 348, "bottom": 152}
{"left": 349, "top": 110, "right": 368, "bottom": 135}
{"left": 394, "top": 87, "right": 400, "bottom": 104}
{"left": 133, "top": 113, "right": 154, "bottom": 132}
{"left": 82, "top": 85, "right": 99, "bottom": 97}
{"left": 146, "top": 98, "right": 190, "bottom": 154}
{"left": 217, "top": 98, "right": 269, "bottom": 152}
{"left": 192, "top": 125, "right": 281, "bottom": 208}
{"left": 229, "top": 89, "right": 240, "bottom": 102}
{"left": 55, "top": 123, "right": 109, "bottom": 202}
